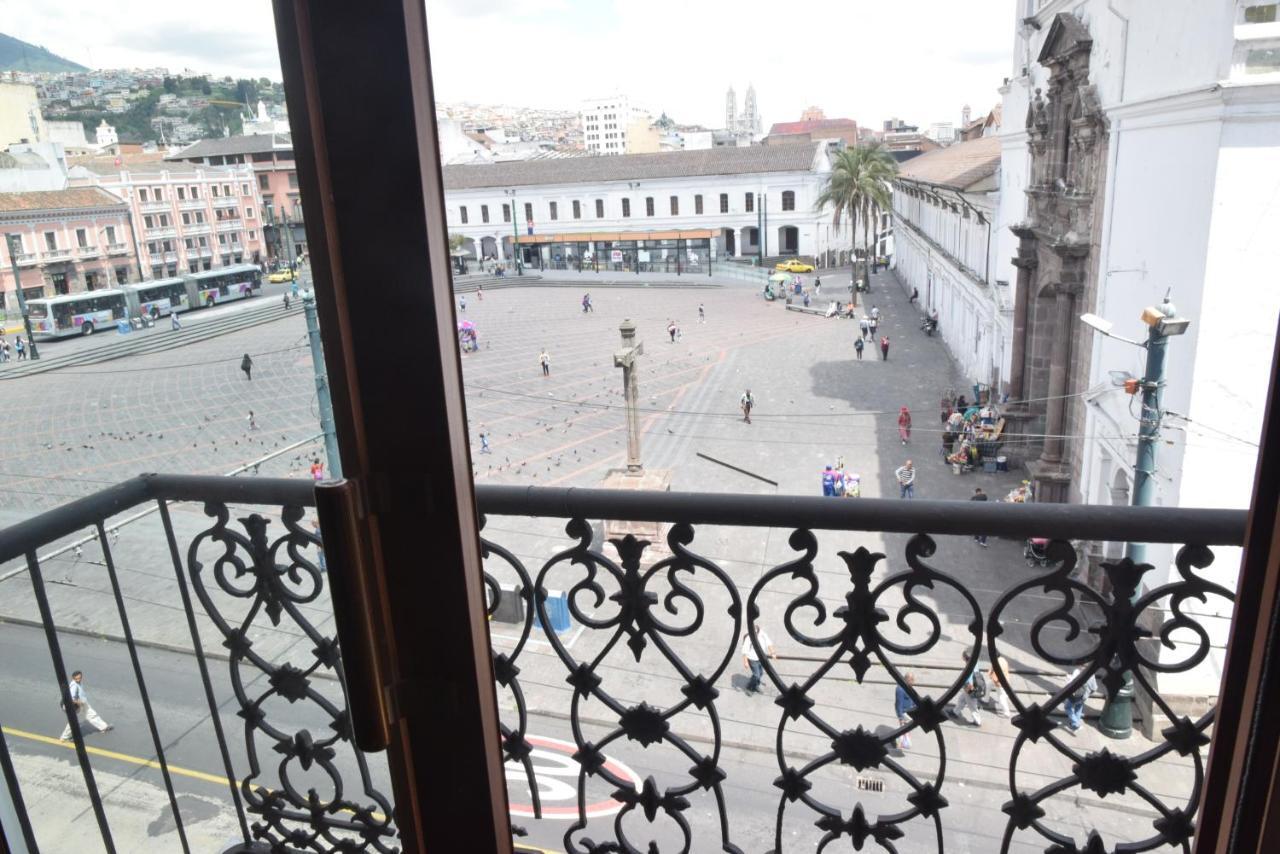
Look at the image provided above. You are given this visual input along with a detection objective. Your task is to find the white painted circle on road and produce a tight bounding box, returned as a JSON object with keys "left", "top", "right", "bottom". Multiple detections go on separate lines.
{"left": 507, "top": 734, "right": 642, "bottom": 819}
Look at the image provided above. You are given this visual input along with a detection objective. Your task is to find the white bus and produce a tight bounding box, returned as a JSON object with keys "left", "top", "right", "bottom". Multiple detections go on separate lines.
{"left": 27, "top": 291, "right": 129, "bottom": 338}
{"left": 124, "top": 277, "right": 189, "bottom": 319}
{"left": 187, "top": 264, "right": 262, "bottom": 308}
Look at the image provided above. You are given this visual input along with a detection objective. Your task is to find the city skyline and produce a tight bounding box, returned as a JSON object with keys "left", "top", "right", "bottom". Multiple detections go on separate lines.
{"left": 6, "top": 0, "right": 1015, "bottom": 132}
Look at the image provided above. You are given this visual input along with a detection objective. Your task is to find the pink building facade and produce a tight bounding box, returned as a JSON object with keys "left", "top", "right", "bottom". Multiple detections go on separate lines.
{"left": 0, "top": 187, "right": 139, "bottom": 314}
{"left": 68, "top": 155, "right": 267, "bottom": 278}
{"left": 167, "top": 134, "right": 306, "bottom": 263}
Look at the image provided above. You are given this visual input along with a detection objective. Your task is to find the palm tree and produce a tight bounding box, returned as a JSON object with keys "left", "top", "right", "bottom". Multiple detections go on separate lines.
{"left": 815, "top": 143, "right": 896, "bottom": 304}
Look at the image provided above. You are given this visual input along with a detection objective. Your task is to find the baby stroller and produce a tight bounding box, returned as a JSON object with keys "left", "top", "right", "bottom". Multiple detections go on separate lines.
{"left": 1024, "top": 538, "right": 1051, "bottom": 567}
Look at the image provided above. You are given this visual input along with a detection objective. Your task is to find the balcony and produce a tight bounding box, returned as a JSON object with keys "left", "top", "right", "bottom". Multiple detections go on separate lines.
{"left": 163, "top": 251, "right": 178, "bottom": 263}
{"left": 216, "top": 219, "right": 242, "bottom": 233}
{"left": 41, "top": 248, "right": 71, "bottom": 261}
{"left": 139, "top": 200, "right": 171, "bottom": 214}
{"left": 179, "top": 199, "right": 207, "bottom": 211}
{"left": 105, "top": 242, "right": 130, "bottom": 256}
{"left": 145, "top": 226, "right": 177, "bottom": 240}
{"left": 0, "top": 475, "right": 1245, "bottom": 852}
{"left": 183, "top": 223, "right": 212, "bottom": 236}
{"left": 75, "top": 245, "right": 101, "bottom": 259}
{"left": 10, "top": 252, "right": 40, "bottom": 266}
{"left": 212, "top": 196, "right": 239, "bottom": 209}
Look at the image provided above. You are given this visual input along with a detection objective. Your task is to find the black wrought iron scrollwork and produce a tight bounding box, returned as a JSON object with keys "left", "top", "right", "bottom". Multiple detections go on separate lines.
{"left": 990, "top": 540, "right": 1232, "bottom": 853}
{"left": 530, "top": 519, "right": 744, "bottom": 854}
{"left": 478, "top": 513, "right": 540, "bottom": 833}
{"left": 186, "top": 502, "right": 399, "bottom": 853}
{"left": 746, "top": 531, "right": 983, "bottom": 852}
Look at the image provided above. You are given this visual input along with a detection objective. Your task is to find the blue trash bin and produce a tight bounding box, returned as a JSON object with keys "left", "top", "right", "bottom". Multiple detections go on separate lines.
{"left": 535, "top": 589, "right": 573, "bottom": 634}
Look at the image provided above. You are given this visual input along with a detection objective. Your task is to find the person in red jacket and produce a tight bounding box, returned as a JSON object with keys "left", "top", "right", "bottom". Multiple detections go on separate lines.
{"left": 897, "top": 406, "right": 912, "bottom": 445}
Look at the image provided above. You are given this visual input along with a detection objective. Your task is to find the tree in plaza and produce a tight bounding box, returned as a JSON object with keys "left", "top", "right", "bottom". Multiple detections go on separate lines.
{"left": 815, "top": 143, "right": 896, "bottom": 302}
{"left": 448, "top": 233, "right": 466, "bottom": 254}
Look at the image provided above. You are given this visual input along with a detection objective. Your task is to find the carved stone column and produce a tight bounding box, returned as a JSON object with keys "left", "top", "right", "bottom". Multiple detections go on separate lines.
{"left": 1040, "top": 287, "right": 1074, "bottom": 465}
{"left": 1008, "top": 225, "right": 1038, "bottom": 401}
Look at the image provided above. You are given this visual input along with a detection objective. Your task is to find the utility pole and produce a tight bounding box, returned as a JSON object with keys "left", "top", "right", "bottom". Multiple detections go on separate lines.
{"left": 505, "top": 190, "right": 523, "bottom": 276}
{"left": 762, "top": 193, "right": 769, "bottom": 261}
{"left": 4, "top": 233, "right": 39, "bottom": 360}
{"left": 302, "top": 291, "right": 342, "bottom": 479}
{"left": 756, "top": 193, "right": 762, "bottom": 266}
{"left": 1093, "top": 299, "right": 1190, "bottom": 739}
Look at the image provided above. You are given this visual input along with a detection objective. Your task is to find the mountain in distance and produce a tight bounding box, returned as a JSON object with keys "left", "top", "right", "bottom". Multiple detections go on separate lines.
{"left": 0, "top": 32, "right": 88, "bottom": 73}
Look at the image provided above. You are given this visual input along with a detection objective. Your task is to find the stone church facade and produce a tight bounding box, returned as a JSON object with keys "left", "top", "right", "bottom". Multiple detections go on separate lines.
{"left": 1007, "top": 14, "right": 1109, "bottom": 504}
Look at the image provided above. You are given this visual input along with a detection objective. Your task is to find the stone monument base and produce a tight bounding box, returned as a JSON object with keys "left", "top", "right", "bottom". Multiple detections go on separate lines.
{"left": 600, "top": 468, "right": 673, "bottom": 560}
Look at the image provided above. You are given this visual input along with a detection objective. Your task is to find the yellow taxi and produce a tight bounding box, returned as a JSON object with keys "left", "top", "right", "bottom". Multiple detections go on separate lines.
{"left": 774, "top": 258, "right": 815, "bottom": 273}
{"left": 267, "top": 269, "right": 297, "bottom": 283}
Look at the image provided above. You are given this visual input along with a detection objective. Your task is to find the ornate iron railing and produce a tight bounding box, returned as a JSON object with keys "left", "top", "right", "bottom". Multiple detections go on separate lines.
{"left": 0, "top": 476, "right": 1247, "bottom": 853}
{"left": 477, "top": 485, "right": 1244, "bottom": 854}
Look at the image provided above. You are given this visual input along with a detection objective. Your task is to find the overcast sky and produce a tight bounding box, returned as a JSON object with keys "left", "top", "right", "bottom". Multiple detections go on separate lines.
{"left": 4, "top": 0, "right": 1015, "bottom": 129}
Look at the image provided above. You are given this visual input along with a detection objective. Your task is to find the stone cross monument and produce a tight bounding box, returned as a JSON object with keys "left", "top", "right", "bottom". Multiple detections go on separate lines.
{"left": 601, "top": 318, "right": 671, "bottom": 554}
{"left": 613, "top": 319, "right": 644, "bottom": 473}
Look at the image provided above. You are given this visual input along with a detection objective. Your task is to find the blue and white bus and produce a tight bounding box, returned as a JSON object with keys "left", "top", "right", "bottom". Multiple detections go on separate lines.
{"left": 27, "top": 291, "right": 129, "bottom": 338}
{"left": 123, "top": 277, "right": 189, "bottom": 318}
{"left": 187, "top": 264, "right": 262, "bottom": 308}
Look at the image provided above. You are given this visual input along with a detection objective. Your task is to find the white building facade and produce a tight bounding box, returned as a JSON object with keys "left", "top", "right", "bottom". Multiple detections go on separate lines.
{"left": 891, "top": 136, "right": 1011, "bottom": 390}
{"left": 441, "top": 144, "right": 851, "bottom": 269}
{"left": 999, "top": 1, "right": 1280, "bottom": 717}
{"left": 580, "top": 95, "right": 642, "bottom": 156}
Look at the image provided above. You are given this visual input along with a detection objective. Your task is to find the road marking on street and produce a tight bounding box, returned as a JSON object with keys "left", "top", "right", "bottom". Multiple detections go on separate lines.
{"left": 3, "top": 724, "right": 567, "bottom": 851}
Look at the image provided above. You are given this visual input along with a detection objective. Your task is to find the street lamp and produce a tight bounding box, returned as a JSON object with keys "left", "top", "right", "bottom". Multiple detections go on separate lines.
{"left": 1080, "top": 297, "right": 1190, "bottom": 739}
{"left": 503, "top": 189, "right": 523, "bottom": 276}
{"left": 4, "top": 233, "right": 39, "bottom": 360}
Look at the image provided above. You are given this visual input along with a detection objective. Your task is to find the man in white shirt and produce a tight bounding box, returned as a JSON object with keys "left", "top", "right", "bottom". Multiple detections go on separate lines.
{"left": 60, "top": 670, "right": 112, "bottom": 741}
{"left": 741, "top": 625, "right": 777, "bottom": 695}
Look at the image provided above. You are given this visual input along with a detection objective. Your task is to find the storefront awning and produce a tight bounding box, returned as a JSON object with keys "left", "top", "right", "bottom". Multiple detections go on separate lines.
{"left": 515, "top": 228, "right": 717, "bottom": 244}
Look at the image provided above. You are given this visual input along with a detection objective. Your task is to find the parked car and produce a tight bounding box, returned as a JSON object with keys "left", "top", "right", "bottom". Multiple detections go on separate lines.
{"left": 775, "top": 259, "right": 815, "bottom": 273}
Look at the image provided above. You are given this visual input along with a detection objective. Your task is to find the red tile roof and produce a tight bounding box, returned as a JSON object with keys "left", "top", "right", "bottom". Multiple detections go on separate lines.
{"left": 0, "top": 186, "right": 127, "bottom": 213}
{"left": 767, "top": 118, "right": 859, "bottom": 137}
{"left": 894, "top": 136, "right": 1001, "bottom": 190}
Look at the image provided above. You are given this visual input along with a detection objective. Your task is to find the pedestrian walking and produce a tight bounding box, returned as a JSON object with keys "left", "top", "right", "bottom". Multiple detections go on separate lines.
{"left": 740, "top": 389, "right": 755, "bottom": 424}
{"left": 477, "top": 284, "right": 484, "bottom": 301}
{"left": 312, "top": 518, "right": 326, "bottom": 571}
{"left": 741, "top": 624, "right": 776, "bottom": 695}
{"left": 283, "top": 293, "right": 291, "bottom": 310}
{"left": 909, "top": 287, "right": 919, "bottom": 304}
{"left": 59, "top": 670, "right": 112, "bottom": 741}
{"left": 15, "top": 336, "right": 26, "bottom": 360}
{"left": 248, "top": 410, "right": 258, "bottom": 430}
{"left": 970, "top": 487, "right": 989, "bottom": 545}
{"left": 870, "top": 305, "right": 880, "bottom": 321}
{"left": 895, "top": 460, "right": 916, "bottom": 498}
{"left": 880, "top": 335, "right": 890, "bottom": 360}
{"left": 0, "top": 337, "right": 8, "bottom": 361}
{"left": 1063, "top": 667, "right": 1097, "bottom": 733}
{"left": 898, "top": 406, "right": 912, "bottom": 445}
{"left": 854, "top": 336, "right": 864, "bottom": 360}
{"left": 310, "top": 458, "right": 324, "bottom": 480}
{"left": 582, "top": 293, "right": 593, "bottom": 313}
{"left": 895, "top": 671, "right": 917, "bottom": 749}
{"left": 171, "top": 311, "right": 182, "bottom": 330}
{"left": 539, "top": 349, "right": 551, "bottom": 377}
{"left": 986, "top": 657, "right": 1011, "bottom": 717}
{"left": 667, "top": 320, "right": 678, "bottom": 343}
{"left": 859, "top": 316, "right": 869, "bottom": 340}
{"left": 479, "top": 430, "right": 491, "bottom": 454}
{"left": 240, "top": 353, "right": 254, "bottom": 380}
{"left": 814, "top": 277, "right": 821, "bottom": 296}
{"left": 698, "top": 303, "right": 705, "bottom": 323}
{"left": 459, "top": 295, "right": 467, "bottom": 313}
{"left": 869, "top": 315, "right": 879, "bottom": 337}
{"left": 951, "top": 651, "right": 984, "bottom": 726}
{"left": 821, "top": 465, "right": 836, "bottom": 497}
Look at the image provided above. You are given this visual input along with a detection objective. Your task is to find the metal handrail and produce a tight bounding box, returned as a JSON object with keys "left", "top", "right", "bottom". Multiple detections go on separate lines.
{"left": 0, "top": 474, "right": 1248, "bottom": 565}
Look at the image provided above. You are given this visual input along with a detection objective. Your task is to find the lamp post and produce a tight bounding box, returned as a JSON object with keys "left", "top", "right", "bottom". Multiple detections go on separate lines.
{"left": 4, "top": 233, "right": 39, "bottom": 360}
{"left": 1080, "top": 298, "right": 1191, "bottom": 739}
{"left": 504, "top": 189, "right": 522, "bottom": 275}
